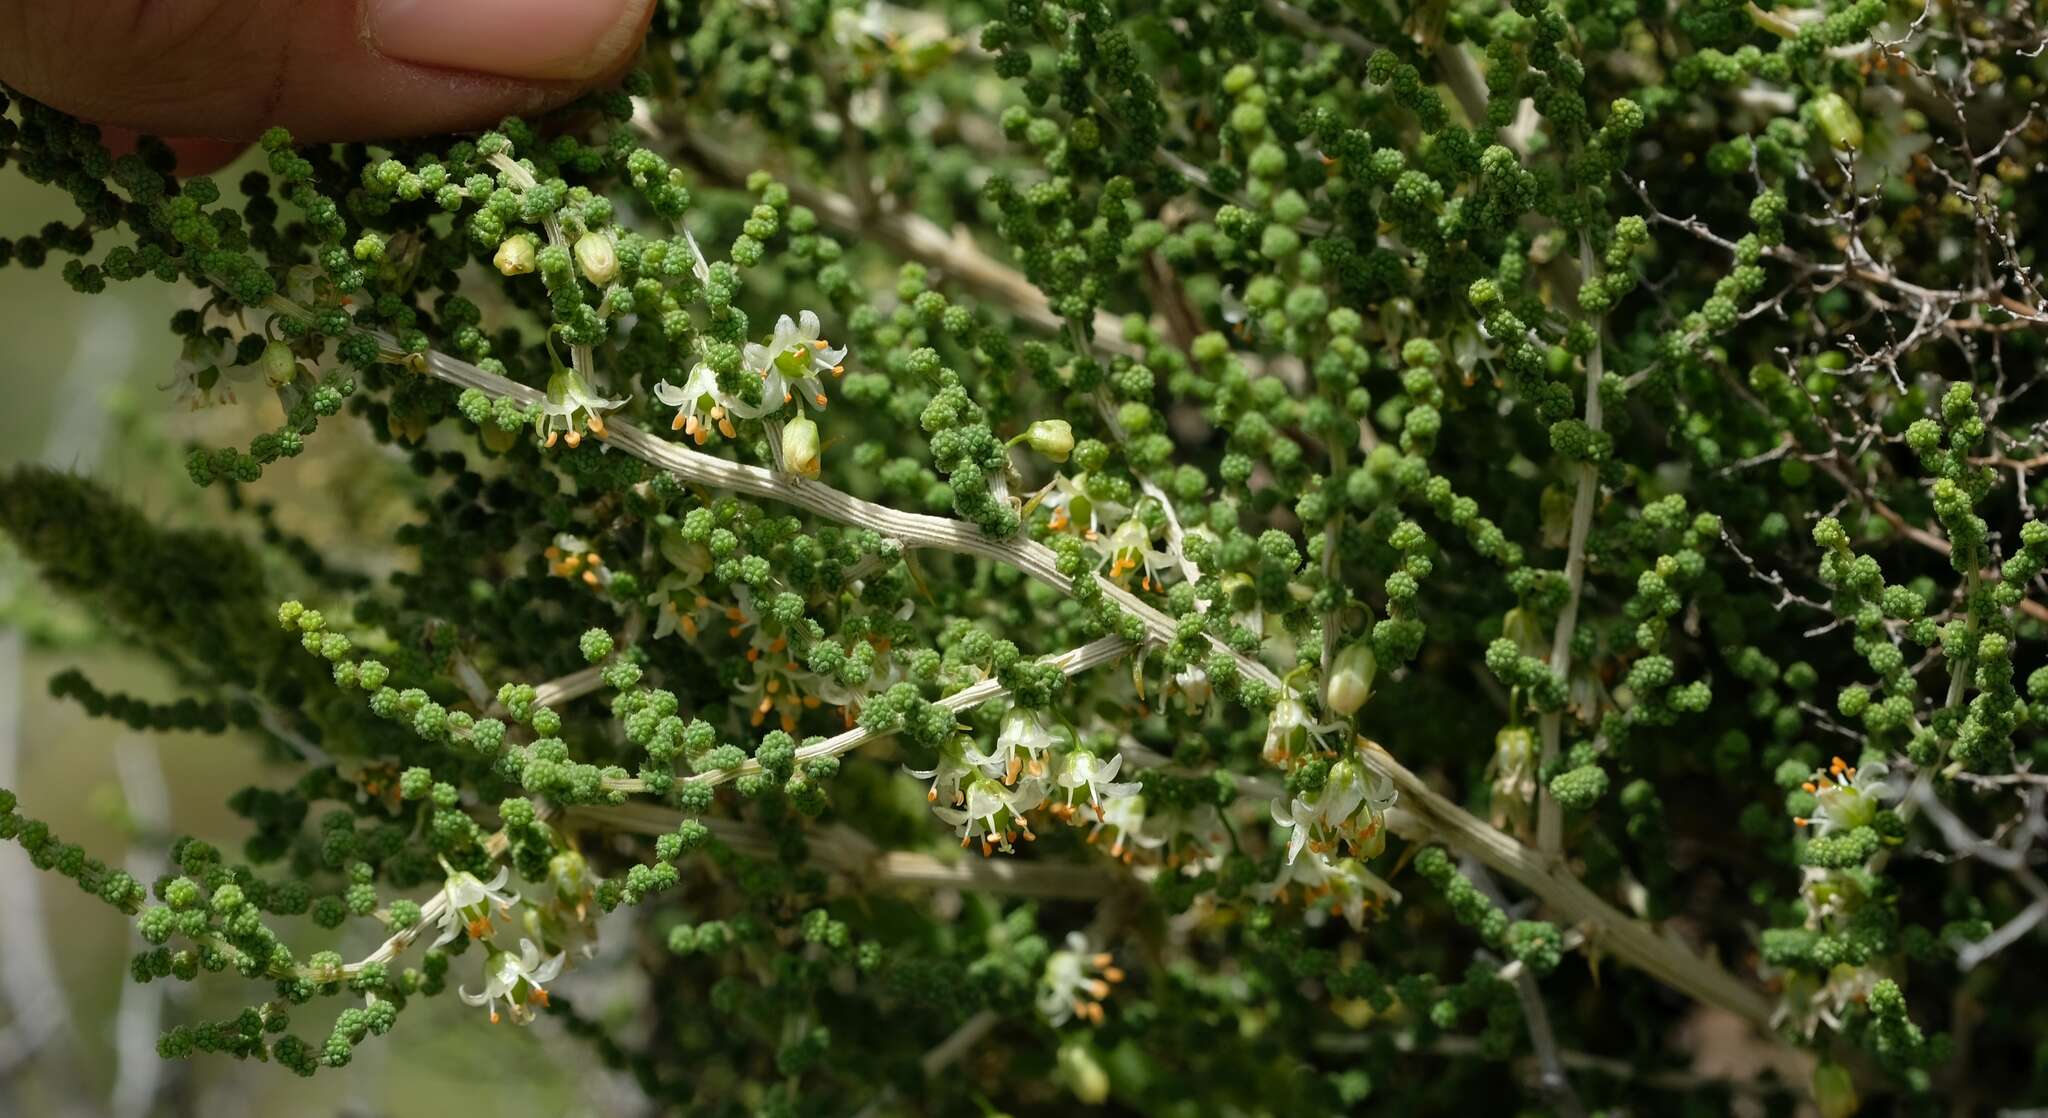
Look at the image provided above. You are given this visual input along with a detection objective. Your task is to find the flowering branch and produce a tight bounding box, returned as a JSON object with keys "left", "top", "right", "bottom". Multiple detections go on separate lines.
{"left": 371, "top": 328, "right": 1781, "bottom": 1034}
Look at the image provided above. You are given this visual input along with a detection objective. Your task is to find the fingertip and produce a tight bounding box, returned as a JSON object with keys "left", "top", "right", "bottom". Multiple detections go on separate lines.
{"left": 98, "top": 128, "right": 249, "bottom": 178}
{"left": 366, "top": 0, "right": 657, "bottom": 83}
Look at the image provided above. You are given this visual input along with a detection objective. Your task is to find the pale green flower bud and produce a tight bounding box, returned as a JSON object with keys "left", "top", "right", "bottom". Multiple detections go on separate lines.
{"left": 1812, "top": 1062, "right": 1857, "bottom": 1118}
{"left": 1324, "top": 640, "right": 1378, "bottom": 716}
{"left": 1026, "top": 418, "right": 1075, "bottom": 462}
{"left": 494, "top": 234, "right": 538, "bottom": 276}
{"left": 574, "top": 230, "right": 618, "bottom": 286}
{"left": 1057, "top": 1042, "right": 1110, "bottom": 1105}
{"left": 782, "top": 416, "right": 822, "bottom": 479}
{"left": 260, "top": 340, "right": 299, "bottom": 388}
{"left": 1810, "top": 92, "right": 1863, "bottom": 151}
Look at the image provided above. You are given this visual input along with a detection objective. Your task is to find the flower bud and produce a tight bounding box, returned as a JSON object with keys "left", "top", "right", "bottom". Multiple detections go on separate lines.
{"left": 1026, "top": 418, "right": 1075, "bottom": 462}
{"left": 1811, "top": 1061, "right": 1858, "bottom": 1118}
{"left": 781, "top": 416, "right": 821, "bottom": 479}
{"left": 1810, "top": 92, "right": 1863, "bottom": 151}
{"left": 259, "top": 340, "right": 300, "bottom": 388}
{"left": 1057, "top": 1042, "right": 1110, "bottom": 1105}
{"left": 1324, "top": 641, "right": 1378, "bottom": 716}
{"left": 480, "top": 424, "right": 520, "bottom": 453}
{"left": 494, "top": 234, "right": 538, "bottom": 276}
{"left": 574, "top": 230, "right": 618, "bottom": 286}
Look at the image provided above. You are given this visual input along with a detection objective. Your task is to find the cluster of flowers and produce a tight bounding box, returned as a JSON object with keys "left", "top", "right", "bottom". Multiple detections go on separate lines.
{"left": 431, "top": 850, "right": 601, "bottom": 1026}
{"left": 906, "top": 707, "right": 1149, "bottom": 857}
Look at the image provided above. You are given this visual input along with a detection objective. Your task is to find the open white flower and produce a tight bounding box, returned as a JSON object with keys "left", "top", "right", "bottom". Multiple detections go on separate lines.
{"left": 1097, "top": 516, "right": 1173, "bottom": 592}
{"left": 1261, "top": 694, "right": 1323, "bottom": 766}
{"left": 1053, "top": 750, "right": 1139, "bottom": 815}
{"left": 459, "top": 938, "right": 565, "bottom": 1025}
{"left": 733, "top": 310, "right": 845, "bottom": 417}
{"left": 966, "top": 707, "right": 1067, "bottom": 784}
{"left": 1271, "top": 755, "right": 1397, "bottom": 864}
{"left": 432, "top": 860, "right": 520, "bottom": 947}
{"left": 163, "top": 335, "right": 252, "bottom": 411}
{"left": 934, "top": 772, "right": 1046, "bottom": 855}
{"left": 1795, "top": 755, "right": 1902, "bottom": 836}
{"left": 654, "top": 363, "right": 736, "bottom": 445}
{"left": 906, "top": 737, "right": 974, "bottom": 807}
{"left": 535, "top": 369, "right": 628, "bottom": 449}
{"left": 1254, "top": 851, "right": 1399, "bottom": 931}
{"left": 1038, "top": 932, "right": 1124, "bottom": 1027}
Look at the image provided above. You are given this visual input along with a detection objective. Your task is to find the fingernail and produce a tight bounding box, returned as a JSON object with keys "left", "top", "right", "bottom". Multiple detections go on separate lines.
{"left": 366, "top": 0, "right": 651, "bottom": 82}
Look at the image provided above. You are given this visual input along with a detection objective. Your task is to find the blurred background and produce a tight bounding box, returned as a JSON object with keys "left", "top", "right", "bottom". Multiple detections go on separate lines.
{"left": 0, "top": 158, "right": 644, "bottom": 1118}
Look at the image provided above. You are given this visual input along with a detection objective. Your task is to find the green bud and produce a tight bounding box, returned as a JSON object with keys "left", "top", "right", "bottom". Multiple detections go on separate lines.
{"left": 1026, "top": 419, "right": 1075, "bottom": 462}
{"left": 781, "top": 416, "right": 821, "bottom": 479}
{"left": 260, "top": 340, "right": 299, "bottom": 388}
{"left": 1324, "top": 641, "right": 1378, "bottom": 716}
{"left": 1057, "top": 1042, "right": 1111, "bottom": 1105}
{"left": 1811, "top": 1062, "right": 1857, "bottom": 1118}
{"left": 1810, "top": 92, "right": 1863, "bottom": 151}
{"left": 494, "top": 234, "right": 538, "bottom": 276}
{"left": 573, "top": 231, "right": 618, "bottom": 286}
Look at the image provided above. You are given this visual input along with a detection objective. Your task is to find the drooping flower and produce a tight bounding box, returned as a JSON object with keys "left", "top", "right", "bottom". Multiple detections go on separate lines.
{"left": 966, "top": 707, "right": 1067, "bottom": 784}
{"left": 1271, "top": 755, "right": 1397, "bottom": 864}
{"left": 1253, "top": 850, "right": 1400, "bottom": 931}
{"left": 431, "top": 859, "right": 521, "bottom": 948}
{"left": 1261, "top": 694, "right": 1318, "bottom": 765}
{"left": 734, "top": 310, "right": 845, "bottom": 417}
{"left": 1173, "top": 665, "right": 1211, "bottom": 711}
{"left": 535, "top": 368, "right": 627, "bottom": 449}
{"left": 906, "top": 737, "right": 975, "bottom": 807}
{"left": 1489, "top": 725, "right": 1538, "bottom": 835}
{"left": 163, "top": 335, "right": 251, "bottom": 411}
{"left": 653, "top": 363, "right": 736, "bottom": 445}
{"left": 1052, "top": 749, "right": 1140, "bottom": 815}
{"left": 934, "top": 772, "right": 1046, "bottom": 855}
{"left": 459, "top": 938, "right": 565, "bottom": 1025}
{"left": 1038, "top": 932, "right": 1125, "bottom": 1026}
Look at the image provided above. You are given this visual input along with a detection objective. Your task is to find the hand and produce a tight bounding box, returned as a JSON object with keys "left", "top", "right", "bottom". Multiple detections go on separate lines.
{"left": 0, "top": 0, "right": 656, "bottom": 171}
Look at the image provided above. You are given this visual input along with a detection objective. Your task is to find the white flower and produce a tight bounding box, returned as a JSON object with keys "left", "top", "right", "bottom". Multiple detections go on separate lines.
{"left": 1038, "top": 932, "right": 1124, "bottom": 1027}
{"left": 535, "top": 369, "right": 628, "bottom": 449}
{"left": 1253, "top": 851, "right": 1399, "bottom": 932}
{"left": 1174, "top": 665, "right": 1211, "bottom": 711}
{"left": 1796, "top": 756, "right": 1901, "bottom": 836}
{"left": 1053, "top": 750, "right": 1139, "bottom": 814}
{"left": 967, "top": 708, "right": 1066, "bottom": 784}
{"left": 1261, "top": 694, "right": 1319, "bottom": 765}
{"left": 1271, "top": 756, "right": 1397, "bottom": 864}
{"left": 459, "top": 938, "right": 565, "bottom": 1025}
{"left": 654, "top": 363, "right": 736, "bottom": 445}
{"left": 163, "top": 335, "right": 253, "bottom": 411}
{"left": 734, "top": 310, "right": 845, "bottom": 418}
{"left": 1489, "top": 725, "right": 1538, "bottom": 834}
{"left": 432, "top": 860, "right": 520, "bottom": 948}
{"left": 934, "top": 773, "right": 1046, "bottom": 855}
{"left": 905, "top": 738, "right": 974, "bottom": 807}
{"left": 1086, "top": 793, "right": 1160, "bottom": 862}
{"left": 1769, "top": 960, "right": 1884, "bottom": 1039}
{"left": 1097, "top": 517, "right": 1173, "bottom": 592}
{"left": 1036, "top": 474, "right": 1125, "bottom": 539}
{"left": 545, "top": 533, "right": 610, "bottom": 589}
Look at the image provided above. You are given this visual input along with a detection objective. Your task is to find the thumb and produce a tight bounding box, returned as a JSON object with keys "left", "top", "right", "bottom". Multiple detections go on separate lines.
{"left": 0, "top": 0, "right": 654, "bottom": 143}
